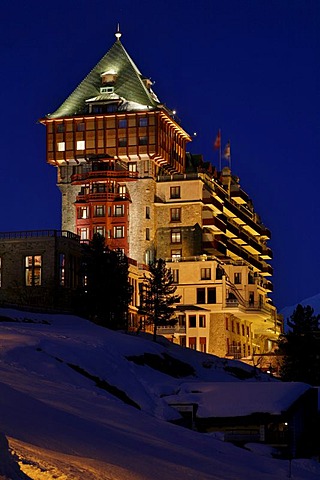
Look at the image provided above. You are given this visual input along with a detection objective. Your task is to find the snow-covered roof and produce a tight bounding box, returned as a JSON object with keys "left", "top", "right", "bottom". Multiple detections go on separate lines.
{"left": 166, "top": 381, "right": 312, "bottom": 418}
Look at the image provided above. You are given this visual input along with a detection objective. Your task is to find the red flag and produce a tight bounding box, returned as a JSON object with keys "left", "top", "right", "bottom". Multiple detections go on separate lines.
{"left": 214, "top": 130, "right": 221, "bottom": 150}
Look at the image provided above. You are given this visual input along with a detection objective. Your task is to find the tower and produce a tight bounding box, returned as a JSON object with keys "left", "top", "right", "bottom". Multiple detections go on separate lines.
{"left": 40, "top": 31, "right": 281, "bottom": 364}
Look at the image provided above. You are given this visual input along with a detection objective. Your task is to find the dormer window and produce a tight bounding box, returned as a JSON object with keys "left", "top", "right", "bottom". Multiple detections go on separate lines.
{"left": 143, "top": 78, "right": 153, "bottom": 90}
{"left": 101, "top": 71, "right": 117, "bottom": 85}
{"left": 100, "top": 86, "right": 114, "bottom": 94}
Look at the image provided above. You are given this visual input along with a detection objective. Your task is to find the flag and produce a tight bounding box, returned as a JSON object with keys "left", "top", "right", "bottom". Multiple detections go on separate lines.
{"left": 213, "top": 130, "right": 221, "bottom": 150}
{"left": 223, "top": 140, "right": 231, "bottom": 160}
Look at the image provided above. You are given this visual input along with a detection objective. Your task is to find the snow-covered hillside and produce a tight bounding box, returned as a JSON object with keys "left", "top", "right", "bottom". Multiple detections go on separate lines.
{"left": 280, "top": 293, "right": 320, "bottom": 329}
{"left": 0, "top": 308, "right": 319, "bottom": 480}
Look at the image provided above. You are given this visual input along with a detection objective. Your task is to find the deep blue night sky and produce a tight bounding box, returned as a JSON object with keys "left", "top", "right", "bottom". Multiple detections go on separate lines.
{"left": 0, "top": 0, "right": 319, "bottom": 310}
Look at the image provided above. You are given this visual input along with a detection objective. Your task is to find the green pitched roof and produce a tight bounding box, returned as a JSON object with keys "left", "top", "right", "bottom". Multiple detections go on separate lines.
{"left": 47, "top": 38, "right": 160, "bottom": 119}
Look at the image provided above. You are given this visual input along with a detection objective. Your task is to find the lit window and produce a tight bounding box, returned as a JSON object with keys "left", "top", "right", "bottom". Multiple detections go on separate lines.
{"left": 119, "top": 119, "right": 127, "bottom": 129}
{"left": 114, "top": 205, "right": 124, "bottom": 217}
{"left": 170, "top": 208, "right": 181, "bottom": 222}
{"left": 77, "top": 206, "right": 89, "bottom": 219}
{"left": 94, "top": 226, "right": 105, "bottom": 237}
{"left": 114, "top": 226, "right": 124, "bottom": 238}
{"left": 59, "top": 254, "right": 65, "bottom": 286}
{"left": 189, "top": 315, "right": 196, "bottom": 328}
{"left": 57, "top": 142, "right": 65, "bottom": 151}
{"left": 119, "top": 185, "right": 126, "bottom": 198}
{"left": 234, "top": 272, "right": 241, "bottom": 284}
{"left": 25, "top": 255, "right": 42, "bottom": 286}
{"left": 172, "top": 269, "right": 179, "bottom": 284}
{"left": 170, "top": 186, "right": 181, "bottom": 199}
{"left": 78, "top": 228, "right": 89, "bottom": 240}
{"left": 171, "top": 229, "right": 181, "bottom": 244}
{"left": 77, "top": 140, "right": 85, "bottom": 150}
{"left": 171, "top": 249, "right": 181, "bottom": 260}
{"left": 201, "top": 268, "right": 211, "bottom": 280}
{"left": 199, "top": 315, "right": 206, "bottom": 328}
{"left": 139, "top": 117, "right": 148, "bottom": 127}
{"left": 94, "top": 205, "right": 105, "bottom": 217}
{"left": 128, "top": 162, "right": 137, "bottom": 172}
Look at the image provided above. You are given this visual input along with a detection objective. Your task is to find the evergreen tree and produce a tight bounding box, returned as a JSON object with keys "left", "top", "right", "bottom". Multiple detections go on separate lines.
{"left": 277, "top": 304, "right": 320, "bottom": 385}
{"left": 139, "top": 258, "right": 181, "bottom": 342}
{"left": 75, "top": 234, "right": 132, "bottom": 330}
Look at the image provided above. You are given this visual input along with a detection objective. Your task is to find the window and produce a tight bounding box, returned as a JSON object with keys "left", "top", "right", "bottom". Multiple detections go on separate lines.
{"left": 57, "top": 142, "right": 65, "bottom": 152}
{"left": 77, "top": 123, "right": 85, "bottom": 131}
{"left": 170, "top": 186, "right": 181, "bottom": 199}
{"left": 207, "top": 287, "right": 216, "bottom": 304}
{"left": 225, "top": 317, "right": 229, "bottom": 330}
{"left": 172, "top": 269, "right": 179, "bottom": 284}
{"left": 94, "top": 226, "right": 105, "bottom": 237}
{"left": 94, "top": 205, "right": 105, "bottom": 217}
{"left": 242, "top": 325, "right": 245, "bottom": 336}
{"left": 119, "top": 185, "right": 126, "bottom": 198}
{"left": 139, "top": 117, "right": 148, "bottom": 127}
{"left": 189, "top": 337, "right": 197, "bottom": 350}
{"left": 246, "top": 326, "right": 250, "bottom": 337}
{"left": 57, "top": 124, "right": 65, "bottom": 133}
{"left": 234, "top": 272, "right": 241, "bottom": 284}
{"left": 78, "top": 227, "right": 89, "bottom": 240}
{"left": 128, "top": 162, "right": 137, "bottom": 172}
{"left": 231, "top": 320, "right": 235, "bottom": 332}
{"left": 180, "top": 336, "right": 186, "bottom": 347}
{"left": 170, "top": 208, "right": 181, "bottom": 222}
{"left": 171, "top": 249, "right": 181, "bottom": 259}
{"left": 77, "top": 206, "right": 89, "bottom": 219}
{"left": 171, "top": 229, "right": 181, "bottom": 244}
{"left": 199, "top": 315, "right": 206, "bottom": 328}
{"left": 216, "top": 266, "right": 224, "bottom": 280}
{"left": 236, "top": 323, "right": 240, "bottom": 335}
{"left": 146, "top": 228, "right": 150, "bottom": 240}
{"left": 248, "top": 273, "right": 254, "bottom": 284}
{"left": 248, "top": 345, "right": 251, "bottom": 356}
{"left": 25, "top": 255, "right": 42, "bottom": 286}
{"left": 249, "top": 292, "right": 254, "bottom": 305}
{"left": 197, "top": 288, "right": 205, "bottom": 304}
{"left": 59, "top": 254, "right": 65, "bottom": 287}
{"left": 189, "top": 315, "right": 196, "bottom": 328}
{"left": 118, "top": 138, "right": 127, "bottom": 147}
{"left": 77, "top": 140, "right": 85, "bottom": 150}
{"left": 114, "top": 204, "right": 124, "bottom": 217}
{"left": 146, "top": 206, "right": 150, "bottom": 219}
{"left": 199, "top": 337, "right": 206, "bottom": 353}
{"left": 139, "top": 136, "right": 148, "bottom": 145}
{"left": 178, "top": 315, "right": 185, "bottom": 327}
{"left": 118, "top": 119, "right": 127, "bottom": 128}
{"left": 201, "top": 268, "right": 211, "bottom": 280}
{"left": 114, "top": 226, "right": 124, "bottom": 238}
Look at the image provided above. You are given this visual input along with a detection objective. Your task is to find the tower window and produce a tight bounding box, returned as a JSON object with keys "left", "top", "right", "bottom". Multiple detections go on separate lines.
{"left": 57, "top": 142, "right": 65, "bottom": 152}
{"left": 118, "top": 138, "right": 127, "bottom": 147}
{"left": 171, "top": 229, "right": 181, "bottom": 244}
{"left": 146, "top": 206, "right": 150, "bottom": 219}
{"left": 139, "top": 117, "right": 148, "bottom": 127}
{"left": 114, "top": 205, "right": 124, "bottom": 217}
{"left": 94, "top": 205, "right": 105, "bottom": 217}
{"left": 118, "top": 119, "right": 127, "bottom": 129}
{"left": 57, "top": 124, "right": 65, "bottom": 133}
{"left": 139, "top": 136, "right": 148, "bottom": 145}
{"left": 128, "top": 162, "right": 137, "bottom": 172}
{"left": 77, "top": 206, "right": 89, "bottom": 219}
{"left": 146, "top": 228, "right": 150, "bottom": 240}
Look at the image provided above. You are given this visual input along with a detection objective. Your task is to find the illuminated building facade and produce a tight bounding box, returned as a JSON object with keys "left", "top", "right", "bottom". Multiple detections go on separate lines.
{"left": 40, "top": 31, "right": 281, "bottom": 362}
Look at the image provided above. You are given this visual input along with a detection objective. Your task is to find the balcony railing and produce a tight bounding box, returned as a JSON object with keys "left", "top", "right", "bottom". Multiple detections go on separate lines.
{"left": 157, "top": 324, "right": 186, "bottom": 335}
{"left": 76, "top": 192, "right": 131, "bottom": 202}
{"left": 71, "top": 170, "right": 139, "bottom": 183}
{"left": 0, "top": 230, "right": 80, "bottom": 241}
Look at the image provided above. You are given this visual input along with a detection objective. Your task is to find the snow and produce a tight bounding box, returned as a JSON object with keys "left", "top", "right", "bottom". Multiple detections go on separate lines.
{"left": 280, "top": 292, "right": 320, "bottom": 329}
{"left": 0, "top": 307, "right": 319, "bottom": 480}
{"left": 165, "top": 382, "right": 311, "bottom": 418}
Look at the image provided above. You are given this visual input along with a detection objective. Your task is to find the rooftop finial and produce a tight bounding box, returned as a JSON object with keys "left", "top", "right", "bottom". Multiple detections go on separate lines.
{"left": 115, "top": 23, "right": 122, "bottom": 41}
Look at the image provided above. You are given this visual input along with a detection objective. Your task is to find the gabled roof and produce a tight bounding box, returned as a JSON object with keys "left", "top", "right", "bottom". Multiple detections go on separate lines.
{"left": 47, "top": 36, "right": 160, "bottom": 119}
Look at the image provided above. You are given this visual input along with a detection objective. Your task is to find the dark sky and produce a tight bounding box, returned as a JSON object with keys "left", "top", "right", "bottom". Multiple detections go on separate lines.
{"left": 0, "top": 0, "right": 319, "bottom": 310}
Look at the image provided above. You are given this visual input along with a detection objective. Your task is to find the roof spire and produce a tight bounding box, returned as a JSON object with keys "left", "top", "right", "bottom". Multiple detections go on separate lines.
{"left": 115, "top": 23, "right": 122, "bottom": 41}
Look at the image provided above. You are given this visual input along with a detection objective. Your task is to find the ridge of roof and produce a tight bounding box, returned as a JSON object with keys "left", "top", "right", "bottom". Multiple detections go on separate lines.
{"left": 47, "top": 38, "right": 160, "bottom": 119}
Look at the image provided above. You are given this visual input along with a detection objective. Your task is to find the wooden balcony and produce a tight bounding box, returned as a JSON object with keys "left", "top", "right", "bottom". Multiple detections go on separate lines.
{"left": 71, "top": 170, "right": 139, "bottom": 184}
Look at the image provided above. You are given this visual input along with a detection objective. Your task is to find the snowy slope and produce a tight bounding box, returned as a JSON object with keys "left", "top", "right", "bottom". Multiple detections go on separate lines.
{"left": 0, "top": 308, "right": 319, "bottom": 480}
{"left": 280, "top": 293, "right": 320, "bottom": 330}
